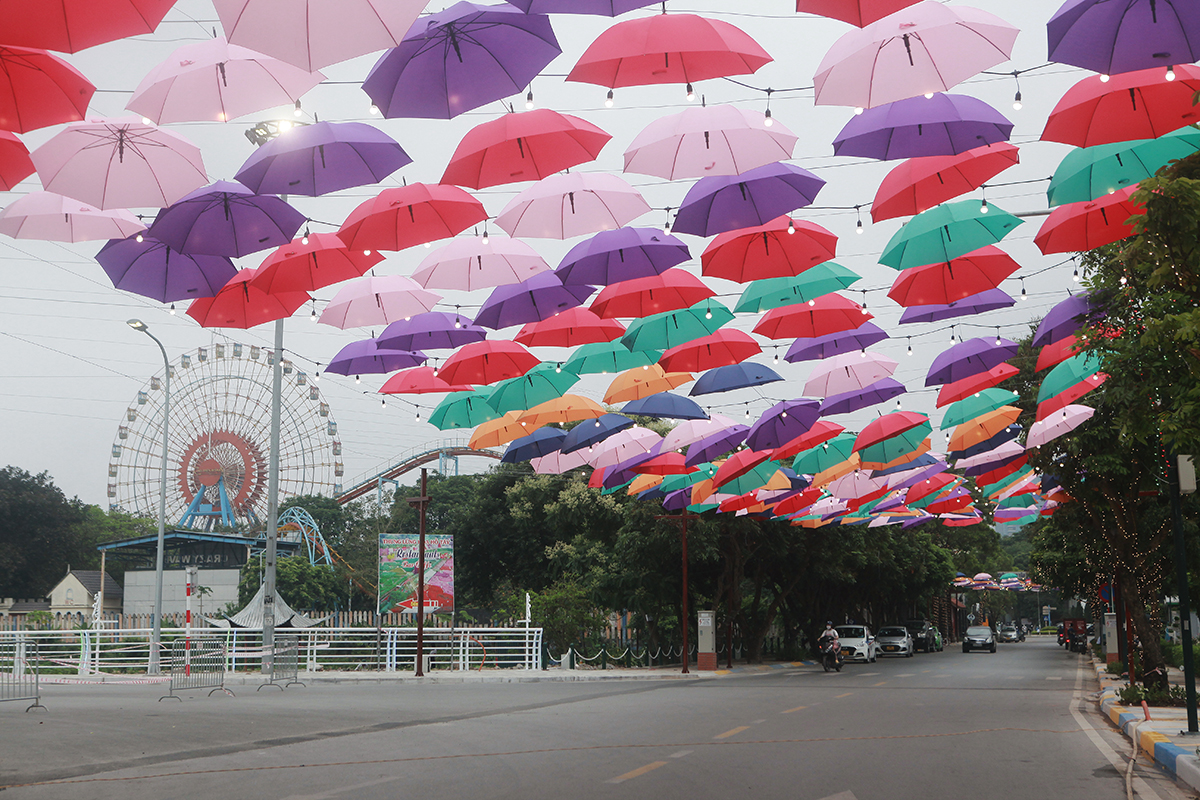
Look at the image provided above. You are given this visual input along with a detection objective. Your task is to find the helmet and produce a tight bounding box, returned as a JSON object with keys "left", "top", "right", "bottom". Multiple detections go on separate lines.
{"left": 825, "top": 621, "right": 833, "bottom": 626}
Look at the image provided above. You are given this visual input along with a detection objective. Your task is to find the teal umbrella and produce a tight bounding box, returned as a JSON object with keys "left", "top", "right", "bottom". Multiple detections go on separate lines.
{"left": 733, "top": 262, "right": 861, "bottom": 313}
{"left": 879, "top": 200, "right": 1022, "bottom": 271}
{"left": 792, "top": 432, "right": 855, "bottom": 475}
{"left": 486, "top": 363, "right": 579, "bottom": 414}
{"left": 1037, "top": 352, "right": 1103, "bottom": 405}
{"left": 1047, "top": 127, "right": 1200, "bottom": 207}
{"left": 858, "top": 421, "right": 932, "bottom": 466}
{"left": 721, "top": 459, "right": 783, "bottom": 495}
{"left": 660, "top": 462, "right": 716, "bottom": 493}
{"left": 940, "top": 387, "right": 1020, "bottom": 429}
{"left": 561, "top": 341, "right": 659, "bottom": 375}
{"left": 428, "top": 388, "right": 499, "bottom": 430}
{"left": 621, "top": 298, "right": 733, "bottom": 353}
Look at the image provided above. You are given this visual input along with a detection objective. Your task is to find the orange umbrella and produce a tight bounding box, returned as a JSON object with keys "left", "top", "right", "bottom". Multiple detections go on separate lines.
{"left": 627, "top": 473, "right": 664, "bottom": 495}
{"left": 517, "top": 394, "right": 605, "bottom": 426}
{"left": 603, "top": 364, "right": 692, "bottom": 404}
{"left": 469, "top": 411, "right": 531, "bottom": 448}
{"left": 947, "top": 406, "right": 1021, "bottom": 452}
{"left": 859, "top": 439, "right": 932, "bottom": 471}
{"left": 812, "top": 453, "right": 859, "bottom": 486}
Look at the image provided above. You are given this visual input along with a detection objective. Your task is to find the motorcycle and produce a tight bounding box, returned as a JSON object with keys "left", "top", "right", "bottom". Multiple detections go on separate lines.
{"left": 819, "top": 638, "right": 843, "bottom": 672}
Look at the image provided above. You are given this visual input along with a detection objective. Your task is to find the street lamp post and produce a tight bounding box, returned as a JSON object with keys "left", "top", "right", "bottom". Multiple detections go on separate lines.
{"left": 127, "top": 319, "right": 169, "bottom": 675}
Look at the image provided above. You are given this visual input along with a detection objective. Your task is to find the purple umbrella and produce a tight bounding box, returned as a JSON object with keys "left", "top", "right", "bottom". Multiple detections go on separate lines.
{"left": 1048, "top": 0, "right": 1200, "bottom": 76}
{"left": 325, "top": 339, "right": 427, "bottom": 376}
{"left": 963, "top": 450, "right": 1024, "bottom": 477}
{"left": 902, "top": 514, "right": 935, "bottom": 528}
{"left": 784, "top": 321, "right": 889, "bottom": 363}
{"left": 662, "top": 487, "right": 692, "bottom": 510}
{"left": 685, "top": 424, "right": 750, "bottom": 467}
{"left": 377, "top": 311, "right": 488, "bottom": 351}
{"left": 234, "top": 121, "right": 412, "bottom": 197}
{"left": 621, "top": 392, "right": 709, "bottom": 420}
{"left": 147, "top": 180, "right": 306, "bottom": 258}
{"left": 832, "top": 93, "right": 1013, "bottom": 161}
{"left": 890, "top": 463, "right": 951, "bottom": 491}
{"left": 926, "top": 337, "right": 1018, "bottom": 386}
{"left": 746, "top": 398, "right": 821, "bottom": 451}
{"left": 506, "top": 0, "right": 656, "bottom": 13}
{"left": 1033, "top": 292, "right": 1099, "bottom": 347}
{"left": 819, "top": 377, "right": 907, "bottom": 416}
{"left": 671, "top": 162, "right": 826, "bottom": 238}
{"left": 473, "top": 272, "right": 594, "bottom": 330}
{"left": 363, "top": 3, "right": 561, "bottom": 120}
{"left": 554, "top": 227, "right": 690, "bottom": 287}
{"left": 95, "top": 235, "right": 237, "bottom": 303}
{"left": 604, "top": 442, "right": 664, "bottom": 487}
{"left": 875, "top": 452, "right": 943, "bottom": 477}
{"left": 899, "top": 289, "right": 1015, "bottom": 324}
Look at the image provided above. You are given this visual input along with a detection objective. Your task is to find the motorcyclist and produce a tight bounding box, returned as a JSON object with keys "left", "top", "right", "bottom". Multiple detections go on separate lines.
{"left": 818, "top": 622, "right": 840, "bottom": 653}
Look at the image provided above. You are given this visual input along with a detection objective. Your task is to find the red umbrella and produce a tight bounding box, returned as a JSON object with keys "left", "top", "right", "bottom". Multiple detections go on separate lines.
{"left": 855, "top": 411, "right": 929, "bottom": 451}
{"left": 566, "top": 14, "right": 772, "bottom": 92}
{"left": 512, "top": 307, "right": 625, "bottom": 347}
{"left": 752, "top": 293, "right": 870, "bottom": 340}
{"left": 658, "top": 329, "right": 761, "bottom": 373}
{"left": 250, "top": 233, "right": 384, "bottom": 294}
{"left": 1036, "top": 373, "right": 1107, "bottom": 420}
{"left": 975, "top": 456, "right": 1027, "bottom": 487}
{"left": 887, "top": 245, "right": 1021, "bottom": 307}
{"left": 773, "top": 486, "right": 822, "bottom": 516}
{"left": 1033, "top": 186, "right": 1143, "bottom": 255}
{"left": 1042, "top": 65, "right": 1200, "bottom": 148}
{"left": 632, "top": 452, "right": 697, "bottom": 476}
{"left": 905, "top": 473, "right": 957, "bottom": 505}
{"left": 771, "top": 420, "right": 845, "bottom": 461}
{"left": 701, "top": 216, "right": 837, "bottom": 283}
{"left": 927, "top": 493, "right": 973, "bottom": 515}
{"left": 0, "top": 132, "right": 34, "bottom": 190}
{"left": 719, "top": 492, "right": 767, "bottom": 514}
{"left": 711, "top": 448, "right": 773, "bottom": 489}
{"left": 935, "top": 362, "right": 1018, "bottom": 407}
{"left": 337, "top": 183, "right": 487, "bottom": 253}
{"left": 590, "top": 268, "right": 715, "bottom": 319}
{"left": 1036, "top": 335, "right": 1079, "bottom": 372}
{"left": 0, "top": 46, "right": 95, "bottom": 134}
{"left": 0, "top": 0, "right": 176, "bottom": 53}
{"left": 186, "top": 268, "right": 309, "bottom": 329}
{"left": 795, "top": 0, "right": 921, "bottom": 27}
{"left": 379, "top": 366, "right": 473, "bottom": 395}
{"left": 441, "top": 109, "right": 612, "bottom": 190}
{"left": 871, "top": 142, "right": 1020, "bottom": 223}
{"left": 438, "top": 340, "right": 540, "bottom": 386}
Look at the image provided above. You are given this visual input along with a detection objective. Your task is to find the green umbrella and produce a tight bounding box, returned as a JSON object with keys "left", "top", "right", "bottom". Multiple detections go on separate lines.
{"left": 620, "top": 298, "right": 733, "bottom": 353}
{"left": 858, "top": 421, "right": 932, "bottom": 465}
{"left": 733, "top": 262, "right": 861, "bottom": 313}
{"left": 1047, "top": 127, "right": 1200, "bottom": 207}
{"left": 1037, "top": 352, "right": 1103, "bottom": 405}
{"left": 561, "top": 341, "right": 660, "bottom": 375}
{"left": 660, "top": 463, "right": 716, "bottom": 493}
{"left": 981, "top": 467, "right": 1034, "bottom": 496}
{"left": 940, "top": 388, "right": 1021, "bottom": 430}
{"left": 792, "top": 432, "right": 855, "bottom": 475}
{"left": 428, "top": 388, "right": 499, "bottom": 430}
{"left": 486, "top": 363, "right": 579, "bottom": 414}
{"left": 721, "top": 459, "right": 783, "bottom": 495}
{"left": 879, "top": 200, "right": 1022, "bottom": 271}
{"left": 688, "top": 502, "right": 719, "bottom": 513}
{"left": 602, "top": 480, "right": 632, "bottom": 495}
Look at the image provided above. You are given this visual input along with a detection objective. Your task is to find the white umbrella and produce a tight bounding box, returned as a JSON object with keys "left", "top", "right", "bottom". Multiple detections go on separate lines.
{"left": 804, "top": 351, "right": 898, "bottom": 397}
{"left": 412, "top": 236, "right": 549, "bottom": 291}
{"left": 1026, "top": 404, "right": 1094, "bottom": 449}
{"left": 0, "top": 192, "right": 145, "bottom": 242}
{"left": 495, "top": 172, "right": 650, "bottom": 240}
{"left": 587, "top": 427, "right": 661, "bottom": 469}
{"left": 661, "top": 413, "right": 738, "bottom": 452}
{"left": 319, "top": 275, "right": 441, "bottom": 329}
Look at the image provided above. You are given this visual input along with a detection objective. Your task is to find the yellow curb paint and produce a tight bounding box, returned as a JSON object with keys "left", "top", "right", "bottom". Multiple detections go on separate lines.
{"left": 835, "top": 692, "right": 853, "bottom": 698}
{"left": 607, "top": 761, "right": 669, "bottom": 784}
{"left": 873, "top": 681, "right": 887, "bottom": 687}
{"left": 714, "top": 726, "right": 751, "bottom": 739}
{"left": 715, "top": 670, "right": 730, "bottom": 675}
{"left": 782, "top": 705, "right": 807, "bottom": 714}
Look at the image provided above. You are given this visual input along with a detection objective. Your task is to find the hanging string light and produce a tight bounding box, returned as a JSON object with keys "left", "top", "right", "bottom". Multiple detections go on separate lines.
{"left": 1020, "top": 278, "right": 1028, "bottom": 301}
{"left": 855, "top": 205, "right": 865, "bottom": 235}
{"left": 663, "top": 207, "right": 673, "bottom": 233}
{"left": 763, "top": 87, "right": 774, "bottom": 126}
{"left": 907, "top": 337, "right": 913, "bottom": 356}
{"left": 605, "top": 89, "right": 614, "bottom": 108}
{"left": 1167, "top": 65, "right": 1176, "bottom": 81}
{"left": 686, "top": 83, "right": 696, "bottom": 101}
{"left": 1011, "top": 71, "right": 1023, "bottom": 110}
{"left": 310, "top": 301, "right": 318, "bottom": 323}
{"left": 525, "top": 86, "right": 535, "bottom": 109}
{"left": 979, "top": 186, "right": 989, "bottom": 214}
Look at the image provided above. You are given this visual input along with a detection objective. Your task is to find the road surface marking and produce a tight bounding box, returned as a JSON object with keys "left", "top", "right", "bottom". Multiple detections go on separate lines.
{"left": 752, "top": 718, "right": 766, "bottom": 724}
{"left": 1046, "top": 676, "right": 1063, "bottom": 680}
{"left": 921, "top": 669, "right": 930, "bottom": 673}
{"left": 607, "top": 762, "right": 669, "bottom": 784}
{"left": 714, "top": 726, "right": 751, "bottom": 739}
{"left": 835, "top": 692, "right": 853, "bottom": 698}
{"left": 859, "top": 672, "right": 880, "bottom": 676}
{"left": 897, "top": 673, "right": 915, "bottom": 677}
{"left": 817, "top": 793, "right": 860, "bottom": 800}
{"left": 782, "top": 705, "right": 807, "bottom": 714}
{"left": 1068, "top": 663, "right": 1162, "bottom": 800}
{"left": 668, "top": 751, "right": 692, "bottom": 759}
{"left": 279, "top": 777, "right": 400, "bottom": 799}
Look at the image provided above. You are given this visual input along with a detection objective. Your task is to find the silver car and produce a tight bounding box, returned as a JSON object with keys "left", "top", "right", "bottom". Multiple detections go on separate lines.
{"left": 875, "top": 625, "right": 914, "bottom": 658}
{"left": 963, "top": 625, "right": 997, "bottom": 653}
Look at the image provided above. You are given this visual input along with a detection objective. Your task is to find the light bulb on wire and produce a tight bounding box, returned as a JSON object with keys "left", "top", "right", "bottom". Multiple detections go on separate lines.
{"left": 294, "top": 100, "right": 302, "bottom": 117}
{"left": 1167, "top": 65, "right": 1176, "bottom": 81}
{"left": 525, "top": 90, "right": 534, "bottom": 109}
{"left": 605, "top": 90, "right": 614, "bottom": 108}
{"left": 686, "top": 83, "right": 696, "bottom": 101}
{"left": 369, "top": 104, "right": 379, "bottom": 115}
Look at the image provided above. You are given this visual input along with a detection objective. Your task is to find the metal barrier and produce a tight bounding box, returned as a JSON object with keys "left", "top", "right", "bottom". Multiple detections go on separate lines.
{"left": 160, "top": 637, "right": 234, "bottom": 701}
{"left": 0, "top": 638, "right": 45, "bottom": 712}
{"left": 259, "top": 635, "right": 304, "bottom": 690}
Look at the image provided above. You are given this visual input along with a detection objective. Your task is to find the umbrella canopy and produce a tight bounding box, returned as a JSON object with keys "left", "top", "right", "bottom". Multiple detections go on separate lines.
{"left": 632, "top": 453, "right": 696, "bottom": 476}
{"left": 879, "top": 200, "right": 1021, "bottom": 270}
{"left": 898, "top": 288, "right": 1014, "bottom": 324}
{"left": 819, "top": 377, "right": 907, "bottom": 416}
{"left": 623, "top": 104, "right": 797, "bottom": 181}
{"left": 495, "top": 172, "right": 651, "bottom": 240}
{"left": 508, "top": 0, "right": 656, "bottom": 13}
{"left": 832, "top": 93, "right": 1014, "bottom": 160}
{"left": 428, "top": 388, "right": 500, "bottom": 430}
{"left": 887, "top": 245, "right": 1021, "bottom": 307}
{"left": 1042, "top": 65, "right": 1200, "bottom": 147}
{"left": 126, "top": 37, "right": 325, "bottom": 125}
{"left": 31, "top": 117, "right": 209, "bottom": 210}
{"left": 1034, "top": 293, "right": 1099, "bottom": 347}
{"left": 0, "top": 46, "right": 94, "bottom": 134}
{"left": 813, "top": 2, "right": 1018, "bottom": 109}
{"left": 377, "top": 311, "right": 487, "bottom": 351}
{"left": 690, "top": 362, "right": 783, "bottom": 396}
{"left": 337, "top": 183, "right": 487, "bottom": 253}
{"left": 413, "top": 236, "right": 549, "bottom": 292}
{"left": 622, "top": 392, "right": 709, "bottom": 420}
{"left": 1048, "top": 0, "right": 1200, "bottom": 76}
{"left": 858, "top": 427, "right": 931, "bottom": 468}
{"left": 1047, "top": 128, "right": 1200, "bottom": 207}
{"left": 1037, "top": 352, "right": 1105, "bottom": 405}
{"left": 555, "top": 227, "right": 690, "bottom": 287}
{"left": 442, "top": 108, "right": 611, "bottom": 190}
{"left": 96, "top": 235, "right": 237, "bottom": 303}
{"left": 948, "top": 406, "right": 1021, "bottom": 452}
{"left": 561, "top": 413, "right": 635, "bottom": 454}
{"left": 621, "top": 298, "right": 733, "bottom": 352}
{"left": 1034, "top": 186, "right": 1143, "bottom": 255}
{"left": 186, "top": 268, "right": 309, "bottom": 329}
{"left": 1026, "top": 404, "right": 1095, "bottom": 449}
{"left": 856, "top": 411, "right": 930, "bottom": 450}
{"left": 785, "top": 321, "right": 889, "bottom": 362}
{"left": 711, "top": 449, "right": 774, "bottom": 490}
{"left": 1037, "top": 334, "right": 1081, "bottom": 372}
{"left": 438, "top": 340, "right": 540, "bottom": 386}
{"left": 772, "top": 419, "right": 846, "bottom": 460}
{"left": 590, "top": 269, "right": 715, "bottom": 319}
{"left": 319, "top": 275, "right": 440, "bottom": 329}
{"left": 563, "top": 341, "right": 659, "bottom": 375}
{"left": 0, "top": 0, "right": 175, "bottom": 53}
{"left": 671, "top": 162, "right": 827, "bottom": 238}
{"left": 686, "top": 426, "right": 751, "bottom": 466}
{"left": 250, "top": 233, "right": 384, "bottom": 294}
{"left": 470, "top": 411, "right": 530, "bottom": 449}
{"left": 603, "top": 364, "right": 692, "bottom": 404}
{"left": 213, "top": 0, "right": 425, "bottom": 72}
{"left": 0, "top": 192, "right": 144, "bottom": 243}
{"left": 363, "top": 2, "right": 561, "bottom": 120}
{"left": 380, "top": 366, "right": 473, "bottom": 395}
{"left": 0, "top": 132, "right": 34, "bottom": 191}
{"left": 872, "top": 142, "right": 1020, "bottom": 222}
{"left": 792, "top": 432, "right": 856, "bottom": 475}
{"left": 566, "top": 13, "right": 772, "bottom": 90}
{"left": 753, "top": 293, "right": 871, "bottom": 340}
{"left": 940, "top": 387, "right": 1020, "bottom": 429}
{"left": 1038, "top": 372, "right": 1107, "bottom": 420}
{"left": 518, "top": 394, "right": 606, "bottom": 427}
{"left": 661, "top": 413, "right": 738, "bottom": 451}
{"left": 746, "top": 398, "right": 821, "bottom": 451}
{"left": 701, "top": 217, "right": 838, "bottom": 283}
{"left": 954, "top": 439, "right": 1024, "bottom": 470}
{"left": 474, "top": 272, "right": 594, "bottom": 330}
{"left": 514, "top": 307, "right": 624, "bottom": 348}
{"left": 659, "top": 329, "right": 761, "bottom": 373}
{"left": 936, "top": 362, "right": 1019, "bottom": 406}
{"left": 805, "top": 351, "right": 898, "bottom": 397}
{"left": 487, "top": 363, "right": 580, "bottom": 414}
{"left": 796, "top": 0, "right": 921, "bottom": 27}
{"left": 148, "top": 180, "right": 305, "bottom": 257}
{"left": 325, "top": 339, "right": 426, "bottom": 376}
{"left": 926, "top": 337, "right": 1018, "bottom": 386}
{"left": 235, "top": 121, "right": 411, "bottom": 197}
{"left": 734, "top": 263, "right": 861, "bottom": 313}
{"left": 589, "top": 427, "right": 662, "bottom": 468}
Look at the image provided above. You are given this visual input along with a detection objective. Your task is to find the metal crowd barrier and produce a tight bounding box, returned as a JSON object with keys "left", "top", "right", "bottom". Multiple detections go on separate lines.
{"left": 1, "top": 638, "right": 45, "bottom": 712}
{"left": 160, "top": 636, "right": 234, "bottom": 701}
{"left": 259, "top": 635, "right": 304, "bottom": 691}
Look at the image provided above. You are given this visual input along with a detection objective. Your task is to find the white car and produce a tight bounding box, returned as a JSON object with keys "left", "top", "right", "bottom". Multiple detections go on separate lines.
{"left": 875, "top": 625, "right": 915, "bottom": 658}
{"left": 835, "top": 625, "right": 877, "bottom": 663}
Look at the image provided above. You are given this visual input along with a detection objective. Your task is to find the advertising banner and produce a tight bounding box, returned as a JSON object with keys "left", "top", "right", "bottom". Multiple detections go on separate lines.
{"left": 377, "top": 533, "right": 454, "bottom": 615}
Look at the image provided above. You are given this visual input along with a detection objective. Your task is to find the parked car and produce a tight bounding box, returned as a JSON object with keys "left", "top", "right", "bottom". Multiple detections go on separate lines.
{"left": 962, "top": 625, "right": 997, "bottom": 653}
{"left": 998, "top": 625, "right": 1020, "bottom": 643}
{"left": 835, "top": 625, "right": 877, "bottom": 663}
{"left": 876, "top": 625, "right": 915, "bottom": 658}
{"left": 903, "top": 619, "right": 936, "bottom": 652}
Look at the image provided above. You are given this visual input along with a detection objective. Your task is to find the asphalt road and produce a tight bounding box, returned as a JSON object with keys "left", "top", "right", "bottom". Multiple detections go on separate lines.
{"left": 1, "top": 637, "right": 1192, "bottom": 800}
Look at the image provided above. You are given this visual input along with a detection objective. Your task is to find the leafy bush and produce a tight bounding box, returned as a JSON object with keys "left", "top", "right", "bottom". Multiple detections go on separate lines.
{"left": 1117, "top": 682, "right": 1188, "bottom": 706}
{"left": 1106, "top": 661, "right": 1125, "bottom": 675}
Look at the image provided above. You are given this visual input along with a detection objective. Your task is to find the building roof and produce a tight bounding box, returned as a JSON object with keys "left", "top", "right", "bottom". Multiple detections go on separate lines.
{"left": 7, "top": 601, "right": 50, "bottom": 613}
{"left": 67, "top": 570, "right": 123, "bottom": 599}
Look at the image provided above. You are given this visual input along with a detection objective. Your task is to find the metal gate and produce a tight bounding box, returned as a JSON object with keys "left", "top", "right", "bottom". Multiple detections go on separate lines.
{"left": 0, "top": 638, "right": 45, "bottom": 712}
{"left": 160, "top": 637, "right": 234, "bottom": 701}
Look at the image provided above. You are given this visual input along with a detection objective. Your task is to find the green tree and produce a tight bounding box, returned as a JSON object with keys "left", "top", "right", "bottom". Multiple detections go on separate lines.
{"left": 238, "top": 555, "right": 345, "bottom": 611}
{"left": 0, "top": 467, "right": 85, "bottom": 597}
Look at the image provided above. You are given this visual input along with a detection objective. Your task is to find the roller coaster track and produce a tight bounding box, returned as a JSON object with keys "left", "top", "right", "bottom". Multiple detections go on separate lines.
{"left": 335, "top": 438, "right": 503, "bottom": 505}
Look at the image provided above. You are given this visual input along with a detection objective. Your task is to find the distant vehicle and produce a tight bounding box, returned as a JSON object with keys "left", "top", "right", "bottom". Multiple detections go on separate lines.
{"left": 963, "top": 625, "right": 997, "bottom": 653}
{"left": 903, "top": 619, "right": 936, "bottom": 652}
{"left": 1061, "top": 618, "right": 1087, "bottom": 649}
{"left": 998, "top": 625, "right": 1020, "bottom": 643}
{"left": 836, "top": 625, "right": 877, "bottom": 663}
{"left": 929, "top": 627, "right": 944, "bottom": 651}
{"left": 876, "top": 625, "right": 915, "bottom": 658}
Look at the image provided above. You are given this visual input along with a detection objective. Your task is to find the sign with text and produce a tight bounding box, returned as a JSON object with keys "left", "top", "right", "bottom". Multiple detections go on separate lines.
{"left": 164, "top": 541, "right": 248, "bottom": 570}
{"left": 378, "top": 533, "right": 454, "bottom": 615}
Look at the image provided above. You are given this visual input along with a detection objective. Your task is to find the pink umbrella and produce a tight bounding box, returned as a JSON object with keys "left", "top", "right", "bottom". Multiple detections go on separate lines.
{"left": 588, "top": 427, "right": 662, "bottom": 468}
{"left": 213, "top": 0, "right": 426, "bottom": 72}
{"left": 319, "top": 275, "right": 441, "bottom": 329}
{"left": 0, "top": 192, "right": 145, "bottom": 242}
{"left": 532, "top": 449, "right": 591, "bottom": 474}
{"left": 412, "top": 236, "right": 550, "bottom": 291}
{"left": 952, "top": 439, "right": 1024, "bottom": 469}
{"left": 813, "top": 2, "right": 1019, "bottom": 109}
{"left": 804, "top": 351, "right": 898, "bottom": 397}
{"left": 30, "top": 117, "right": 208, "bottom": 210}
{"left": 126, "top": 37, "right": 325, "bottom": 125}
{"left": 661, "top": 413, "right": 738, "bottom": 452}
{"left": 495, "top": 172, "right": 651, "bottom": 240}
{"left": 622, "top": 104, "right": 798, "bottom": 181}
{"left": 1026, "top": 404, "right": 1094, "bottom": 449}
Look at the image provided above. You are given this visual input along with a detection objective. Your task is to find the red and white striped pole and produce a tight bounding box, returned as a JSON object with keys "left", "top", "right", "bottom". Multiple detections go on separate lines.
{"left": 185, "top": 566, "right": 195, "bottom": 676}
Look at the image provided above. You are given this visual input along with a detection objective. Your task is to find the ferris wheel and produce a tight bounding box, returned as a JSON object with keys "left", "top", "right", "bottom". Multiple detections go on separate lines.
{"left": 108, "top": 342, "right": 343, "bottom": 531}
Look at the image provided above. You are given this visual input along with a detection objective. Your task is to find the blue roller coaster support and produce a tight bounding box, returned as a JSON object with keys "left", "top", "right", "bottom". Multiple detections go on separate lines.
{"left": 278, "top": 506, "right": 333, "bottom": 567}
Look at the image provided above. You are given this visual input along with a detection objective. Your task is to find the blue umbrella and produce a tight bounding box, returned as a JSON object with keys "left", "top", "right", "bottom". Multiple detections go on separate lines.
{"left": 560, "top": 413, "right": 635, "bottom": 454}
{"left": 671, "top": 162, "right": 826, "bottom": 237}
{"left": 690, "top": 362, "right": 783, "bottom": 396}
{"left": 874, "top": 453, "right": 944, "bottom": 478}
{"left": 784, "top": 321, "right": 889, "bottom": 363}
{"left": 819, "top": 377, "right": 907, "bottom": 416}
{"left": 554, "top": 227, "right": 690, "bottom": 287}
{"left": 899, "top": 289, "right": 1014, "bottom": 325}
{"left": 622, "top": 392, "right": 709, "bottom": 420}
{"left": 501, "top": 427, "right": 567, "bottom": 463}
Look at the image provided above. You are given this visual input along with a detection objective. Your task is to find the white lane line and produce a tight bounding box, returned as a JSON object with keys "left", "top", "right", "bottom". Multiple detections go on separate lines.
{"left": 1046, "top": 676, "right": 1063, "bottom": 680}
{"left": 668, "top": 750, "right": 693, "bottom": 759}
{"left": 1068, "top": 662, "right": 1162, "bottom": 800}
{"left": 859, "top": 672, "right": 881, "bottom": 676}
{"left": 896, "top": 673, "right": 915, "bottom": 678}
{"left": 279, "top": 777, "right": 400, "bottom": 799}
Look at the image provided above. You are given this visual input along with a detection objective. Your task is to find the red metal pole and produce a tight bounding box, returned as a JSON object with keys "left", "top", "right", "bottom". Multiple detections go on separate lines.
{"left": 415, "top": 469, "right": 427, "bottom": 677}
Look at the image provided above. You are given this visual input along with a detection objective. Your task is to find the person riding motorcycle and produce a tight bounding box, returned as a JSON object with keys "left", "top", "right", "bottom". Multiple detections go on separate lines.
{"left": 818, "top": 622, "right": 841, "bottom": 654}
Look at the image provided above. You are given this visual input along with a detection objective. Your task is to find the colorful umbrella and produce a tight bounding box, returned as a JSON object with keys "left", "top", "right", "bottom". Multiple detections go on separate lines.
{"left": 507, "top": 0, "right": 656, "bottom": 15}
{"left": 936, "top": 362, "right": 1019, "bottom": 407}
{"left": 337, "top": 183, "right": 487, "bottom": 253}
{"left": 818, "top": 376, "right": 906, "bottom": 416}
{"left": 364, "top": 3, "right": 561, "bottom": 120}
{"left": 672, "top": 162, "right": 827, "bottom": 237}
{"left": 701, "top": 216, "right": 838, "bottom": 283}
{"left": 486, "top": 363, "right": 580, "bottom": 414}
{"left": 96, "top": 235, "right": 237, "bottom": 303}
{"left": 561, "top": 413, "right": 635, "bottom": 454}
{"left": 632, "top": 453, "right": 697, "bottom": 476}
{"left": 319, "top": 275, "right": 441, "bottom": 329}
{"left": 250, "top": 233, "right": 384, "bottom": 294}
{"left": 898, "top": 288, "right": 1014, "bottom": 324}
{"left": 0, "top": 132, "right": 34, "bottom": 191}
{"left": 474, "top": 272, "right": 594, "bottom": 330}
{"left": 514, "top": 307, "right": 625, "bottom": 348}
{"left": 1041, "top": 65, "right": 1200, "bottom": 147}
{"left": 1026, "top": 404, "right": 1095, "bottom": 449}
{"left": 734, "top": 263, "right": 861, "bottom": 313}
{"left": 855, "top": 411, "right": 929, "bottom": 450}
{"left": 948, "top": 406, "right": 1021, "bottom": 452}
{"left": 661, "top": 414, "right": 738, "bottom": 451}
{"left": 1037, "top": 352, "right": 1105, "bottom": 405}
{"left": 562, "top": 341, "right": 659, "bottom": 375}
{"left": 589, "top": 427, "right": 662, "bottom": 469}
{"left": 796, "top": 0, "right": 922, "bottom": 27}
{"left": 603, "top": 364, "right": 692, "bottom": 404}
{"left": 623, "top": 104, "right": 797, "bottom": 180}
{"left": 792, "top": 432, "right": 856, "bottom": 475}
{"left": 1036, "top": 334, "right": 1081, "bottom": 372}
{"left": 858, "top": 427, "right": 931, "bottom": 468}
{"left": 428, "top": 388, "right": 500, "bottom": 430}
{"left": 772, "top": 420, "right": 845, "bottom": 460}
{"left": 554, "top": 227, "right": 690, "bottom": 287}
{"left": 325, "top": 339, "right": 426, "bottom": 376}
{"left": 186, "top": 268, "right": 309, "bottom": 329}
{"left": 437, "top": 340, "right": 540, "bottom": 386}
{"left": 442, "top": 109, "right": 611, "bottom": 190}
{"left": 519, "top": 394, "right": 607, "bottom": 427}
{"left": 690, "top": 362, "right": 783, "bottom": 396}
{"left": 926, "top": 337, "right": 1018, "bottom": 386}
{"left": 1047, "top": 128, "right": 1200, "bottom": 207}
{"left": 0, "top": 46, "right": 94, "bottom": 134}
{"left": 0, "top": 0, "right": 175, "bottom": 53}
{"left": 376, "top": 311, "right": 487, "bottom": 351}
{"left": 412, "top": 236, "right": 549, "bottom": 292}
{"left": 495, "top": 172, "right": 651, "bottom": 240}
{"left": 813, "top": 2, "right": 1017, "bottom": 109}
{"left": 832, "top": 93, "right": 1014, "bottom": 160}
{"left": 1048, "top": 0, "right": 1200, "bottom": 76}
{"left": 954, "top": 439, "right": 1024, "bottom": 470}
{"left": 379, "top": 366, "right": 473, "bottom": 395}
{"left": 784, "top": 321, "right": 888, "bottom": 362}
{"left": 148, "top": 180, "right": 305, "bottom": 258}
{"left": 1033, "top": 293, "right": 1098, "bottom": 347}
{"left": 804, "top": 351, "right": 898, "bottom": 397}
{"left": 686, "top": 426, "right": 751, "bottom": 466}
{"left": 1038, "top": 370, "right": 1107, "bottom": 419}
{"left": 746, "top": 398, "right": 821, "bottom": 451}
{"left": 470, "top": 411, "right": 531, "bottom": 449}
{"left": 590, "top": 269, "right": 715, "bottom": 319}
{"left": 753, "top": 294, "right": 871, "bottom": 340}
{"left": 622, "top": 392, "right": 709, "bottom": 420}
{"left": 31, "top": 117, "right": 209, "bottom": 210}
{"left": 879, "top": 200, "right": 1022, "bottom": 270}
{"left": 711, "top": 449, "right": 774, "bottom": 489}
{"left": 872, "top": 142, "right": 1020, "bottom": 222}
{"left": 0, "top": 192, "right": 144, "bottom": 243}
{"left": 940, "top": 387, "right": 1020, "bottom": 429}
{"left": 1033, "top": 186, "right": 1143, "bottom": 255}
{"left": 621, "top": 298, "right": 733, "bottom": 352}
{"left": 659, "top": 329, "right": 761, "bottom": 373}
{"left": 887, "top": 245, "right": 1021, "bottom": 307}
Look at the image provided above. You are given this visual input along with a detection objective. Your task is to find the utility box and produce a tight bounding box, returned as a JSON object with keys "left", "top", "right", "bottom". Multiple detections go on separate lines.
{"left": 1104, "top": 613, "right": 1118, "bottom": 664}
{"left": 697, "top": 610, "right": 716, "bottom": 670}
